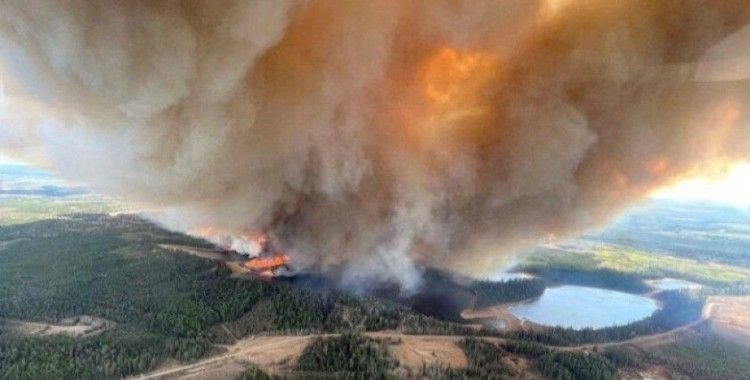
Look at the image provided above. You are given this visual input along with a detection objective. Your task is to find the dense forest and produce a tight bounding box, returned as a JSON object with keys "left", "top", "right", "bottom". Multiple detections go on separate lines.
{"left": 295, "top": 334, "right": 398, "bottom": 378}
{"left": 646, "top": 332, "right": 750, "bottom": 380}
{"left": 459, "top": 338, "right": 517, "bottom": 378}
{"left": 0, "top": 215, "right": 456, "bottom": 379}
{"left": 535, "top": 352, "right": 616, "bottom": 380}
{"left": 517, "top": 265, "right": 649, "bottom": 294}
{"left": 238, "top": 364, "right": 275, "bottom": 380}
{"left": 471, "top": 278, "right": 546, "bottom": 308}
{"left": 0, "top": 328, "right": 210, "bottom": 379}
{"left": 414, "top": 338, "right": 619, "bottom": 380}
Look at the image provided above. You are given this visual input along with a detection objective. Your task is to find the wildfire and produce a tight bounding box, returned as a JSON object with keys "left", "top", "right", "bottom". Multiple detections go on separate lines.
{"left": 245, "top": 254, "right": 290, "bottom": 272}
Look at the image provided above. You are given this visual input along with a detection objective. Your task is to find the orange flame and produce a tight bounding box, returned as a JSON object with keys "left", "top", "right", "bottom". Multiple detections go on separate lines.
{"left": 245, "top": 254, "right": 290, "bottom": 272}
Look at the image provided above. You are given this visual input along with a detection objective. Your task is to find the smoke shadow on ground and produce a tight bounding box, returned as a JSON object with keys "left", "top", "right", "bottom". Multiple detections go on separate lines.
{"left": 275, "top": 267, "right": 476, "bottom": 323}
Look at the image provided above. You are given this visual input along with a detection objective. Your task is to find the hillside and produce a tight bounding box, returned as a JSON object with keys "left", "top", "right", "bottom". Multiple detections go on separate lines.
{"left": 2, "top": 214, "right": 750, "bottom": 379}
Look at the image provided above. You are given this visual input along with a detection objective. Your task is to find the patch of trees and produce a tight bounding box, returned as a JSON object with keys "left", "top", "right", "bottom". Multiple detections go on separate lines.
{"left": 471, "top": 278, "right": 546, "bottom": 308}
{"left": 601, "top": 346, "right": 644, "bottom": 369}
{"left": 295, "top": 334, "right": 398, "bottom": 379}
{"left": 535, "top": 352, "right": 617, "bottom": 380}
{"left": 459, "top": 338, "right": 517, "bottom": 378}
{"left": 0, "top": 328, "right": 212, "bottom": 379}
{"left": 504, "top": 290, "right": 704, "bottom": 346}
{"left": 701, "top": 282, "right": 750, "bottom": 296}
{"left": 401, "top": 314, "right": 479, "bottom": 336}
{"left": 520, "top": 265, "right": 649, "bottom": 294}
{"left": 411, "top": 338, "right": 518, "bottom": 379}
{"left": 648, "top": 333, "right": 750, "bottom": 380}
{"left": 499, "top": 340, "right": 550, "bottom": 357}
{"left": 238, "top": 364, "right": 274, "bottom": 380}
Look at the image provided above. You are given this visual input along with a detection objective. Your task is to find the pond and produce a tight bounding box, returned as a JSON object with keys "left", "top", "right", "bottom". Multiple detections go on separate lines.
{"left": 508, "top": 285, "right": 659, "bottom": 329}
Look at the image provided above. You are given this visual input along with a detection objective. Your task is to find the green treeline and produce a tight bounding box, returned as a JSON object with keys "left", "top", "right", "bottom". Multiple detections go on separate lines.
{"left": 648, "top": 334, "right": 750, "bottom": 380}
{"left": 459, "top": 338, "right": 517, "bottom": 378}
{"left": 295, "top": 334, "right": 398, "bottom": 379}
{"left": 535, "top": 352, "right": 617, "bottom": 380}
{"left": 237, "top": 364, "right": 275, "bottom": 380}
{"left": 0, "top": 328, "right": 210, "bottom": 379}
{"left": 471, "top": 278, "right": 546, "bottom": 308}
{"left": 519, "top": 265, "right": 649, "bottom": 294}
{"left": 421, "top": 338, "right": 617, "bottom": 379}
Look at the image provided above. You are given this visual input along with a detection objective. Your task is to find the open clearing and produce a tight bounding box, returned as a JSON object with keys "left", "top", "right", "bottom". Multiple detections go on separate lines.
{"left": 462, "top": 304, "right": 530, "bottom": 331}
{"left": 159, "top": 244, "right": 228, "bottom": 261}
{"left": 4, "top": 316, "right": 114, "bottom": 338}
{"left": 159, "top": 244, "right": 253, "bottom": 276}
{"left": 137, "top": 333, "right": 472, "bottom": 379}
{"left": 706, "top": 295, "right": 750, "bottom": 347}
{"left": 133, "top": 335, "right": 314, "bottom": 379}
{"left": 378, "top": 333, "right": 468, "bottom": 370}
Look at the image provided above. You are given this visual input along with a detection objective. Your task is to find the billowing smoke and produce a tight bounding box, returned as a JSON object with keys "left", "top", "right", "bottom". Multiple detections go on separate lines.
{"left": 1, "top": 0, "right": 750, "bottom": 290}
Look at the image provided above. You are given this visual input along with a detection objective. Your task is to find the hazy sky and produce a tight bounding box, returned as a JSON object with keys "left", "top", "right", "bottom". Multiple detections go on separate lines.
{"left": 652, "top": 162, "right": 750, "bottom": 208}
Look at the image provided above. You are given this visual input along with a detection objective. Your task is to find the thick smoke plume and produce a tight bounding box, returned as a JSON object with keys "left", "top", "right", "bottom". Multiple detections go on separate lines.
{"left": 1, "top": 0, "right": 750, "bottom": 290}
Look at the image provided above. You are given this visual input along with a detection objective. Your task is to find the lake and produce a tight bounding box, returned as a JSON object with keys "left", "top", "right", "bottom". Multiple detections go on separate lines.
{"left": 508, "top": 285, "right": 659, "bottom": 329}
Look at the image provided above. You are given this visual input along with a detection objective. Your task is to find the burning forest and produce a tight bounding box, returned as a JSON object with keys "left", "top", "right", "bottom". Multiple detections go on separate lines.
{"left": 1, "top": 0, "right": 750, "bottom": 291}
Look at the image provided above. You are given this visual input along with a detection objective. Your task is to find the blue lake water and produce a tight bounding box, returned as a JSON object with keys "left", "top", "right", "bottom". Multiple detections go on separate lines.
{"left": 508, "top": 285, "right": 658, "bottom": 329}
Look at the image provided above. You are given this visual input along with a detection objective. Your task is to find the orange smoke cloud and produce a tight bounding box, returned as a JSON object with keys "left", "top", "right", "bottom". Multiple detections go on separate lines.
{"left": 1, "top": 1, "right": 750, "bottom": 288}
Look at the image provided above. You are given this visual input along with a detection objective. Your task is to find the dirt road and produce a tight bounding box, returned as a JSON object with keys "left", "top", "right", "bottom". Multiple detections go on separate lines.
{"left": 3, "top": 316, "right": 114, "bottom": 338}
{"left": 132, "top": 335, "right": 315, "bottom": 380}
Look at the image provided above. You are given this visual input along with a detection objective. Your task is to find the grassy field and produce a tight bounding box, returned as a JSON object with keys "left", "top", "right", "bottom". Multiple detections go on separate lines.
{"left": 594, "top": 246, "right": 750, "bottom": 285}
{"left": 0, "top": 197, "right": 125, "bottom": 226}
{"left": 522, "top": 245, "right": 750, "bottom": 287}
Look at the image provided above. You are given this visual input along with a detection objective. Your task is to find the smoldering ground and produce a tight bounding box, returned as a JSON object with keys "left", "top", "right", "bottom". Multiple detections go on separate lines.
{"left": 1, "top": 0, "right": 749, "bottom": 290}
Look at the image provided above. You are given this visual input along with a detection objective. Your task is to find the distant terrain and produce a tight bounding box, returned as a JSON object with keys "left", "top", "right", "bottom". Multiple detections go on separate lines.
{"left": 0, "top": 163, "right": 124, "bottom": 225}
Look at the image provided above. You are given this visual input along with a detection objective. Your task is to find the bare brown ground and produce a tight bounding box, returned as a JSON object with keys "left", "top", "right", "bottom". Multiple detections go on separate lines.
{"left": 159, "top": 244, "right": 254, "bottom": 276}
{"left": 159, "top": 244, "right": 228, "bottom": 261}
{"left": 379, "top": 334, "right": 468, "bottom": 370}
{"left": 133, "top": 335, "right": 314, "bottom": 380}
{"left": 620, "top": 366, "right": 672, "bottom": 380}
{"left": 462, "top": 304, "right": 533, "bottom": 331}
{"left": 224, "top": 261, "right": 253, "bottom": 276}
{"left": 5, "top": 316, "right": 114, "bottom": 338}
{"left": 706, "top": 295, "right": 750, "bottom": 348}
